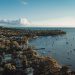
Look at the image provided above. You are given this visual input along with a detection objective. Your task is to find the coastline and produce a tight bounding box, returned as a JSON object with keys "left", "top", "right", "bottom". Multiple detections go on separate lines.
{"left": 0, "top": 26, "right": 74, "bottom": 75}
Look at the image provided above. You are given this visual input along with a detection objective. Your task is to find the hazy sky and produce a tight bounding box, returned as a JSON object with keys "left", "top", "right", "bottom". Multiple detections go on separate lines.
{"left": 0, "top": 0, "right": 75, "bottom": 27}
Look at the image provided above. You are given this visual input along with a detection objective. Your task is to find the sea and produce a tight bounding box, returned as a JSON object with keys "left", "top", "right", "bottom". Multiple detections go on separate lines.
{"left": 26, "top": 27, "right": 75, "bottom": 71}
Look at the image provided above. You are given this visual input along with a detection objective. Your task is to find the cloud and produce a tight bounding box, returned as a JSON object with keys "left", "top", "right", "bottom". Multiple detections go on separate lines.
{"left": 21, "top": 1, "right": 28, "bottom": 5}
{"left": 31, "top": 17, "right": 75, "bottom": 27}
{"left": 20, "top": 18, "right": 30, "bottom": 25}
{"left": 0, "top": 19, "right": 19, "bottom": 25}
{"left": 21, "top": 0, "right": 28, "bottom": 5}
{"left": 0, "top": 17, "right": 75, "bottom": 27}
{"left": 0, "top": 18, "right": 30, "bottom": 27}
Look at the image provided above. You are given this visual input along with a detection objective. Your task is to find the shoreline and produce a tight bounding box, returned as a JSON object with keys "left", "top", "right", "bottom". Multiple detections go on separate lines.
{"left": 0, "top": 26, "right": 66, "bottom": 36}
{"left": 0, "top": 26, "right": 74, "bottom": 75}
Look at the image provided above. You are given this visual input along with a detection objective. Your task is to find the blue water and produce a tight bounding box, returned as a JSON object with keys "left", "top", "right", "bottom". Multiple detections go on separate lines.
{"left": 29, "top": 28, "right": 75, "bottom": 71}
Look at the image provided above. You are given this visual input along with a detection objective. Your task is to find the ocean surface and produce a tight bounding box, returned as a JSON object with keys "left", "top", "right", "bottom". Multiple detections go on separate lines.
{"left": 27, "top": 27, "right": 75, "bottom": 71}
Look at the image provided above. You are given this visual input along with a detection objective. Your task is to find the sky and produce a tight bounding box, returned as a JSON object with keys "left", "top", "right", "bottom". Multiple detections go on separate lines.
{"left": 0, "top": 0, "right": 75, "bottom": 27}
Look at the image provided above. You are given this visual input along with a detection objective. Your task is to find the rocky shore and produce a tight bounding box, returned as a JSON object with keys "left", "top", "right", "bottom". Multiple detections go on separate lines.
{"left": 0, "top": 26, "right": 66, "bottom": 37}
{"left": 0, "top": 26, "right": 75, "bottom": 75}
